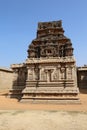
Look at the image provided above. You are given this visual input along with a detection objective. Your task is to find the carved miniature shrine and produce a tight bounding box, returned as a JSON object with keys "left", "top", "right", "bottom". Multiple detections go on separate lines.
{"left": 10, "top": 20, "right": 79, "bottom": 103}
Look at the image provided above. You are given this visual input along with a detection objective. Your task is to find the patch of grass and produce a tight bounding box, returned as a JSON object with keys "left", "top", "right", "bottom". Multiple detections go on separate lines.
{"left": 12, "top": 110, "right": 25, "bottom": 115}
{"left": 0, "top": 111, "right": 9, "bottom": 115}
{"left": 47, "top": 110, "right": 58, "bottom": 113}
{"left": 46, "top": 110, "right": 87, "bottom": 116}
{"left": 67, "top": 111, "right": 87, "bottom": 116}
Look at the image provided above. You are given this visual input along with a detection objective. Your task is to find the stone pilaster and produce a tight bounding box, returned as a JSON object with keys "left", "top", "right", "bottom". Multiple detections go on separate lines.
{"left": 27, "top": 67, "right": 34, "bottom": 81}
{"left": 57, "top": 65, "right": 61, "bottom": 80}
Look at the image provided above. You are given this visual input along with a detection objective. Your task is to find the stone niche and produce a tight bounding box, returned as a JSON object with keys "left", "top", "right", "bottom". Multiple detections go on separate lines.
{"left": 11, "top": 20, "right": 80, "bottom": 103}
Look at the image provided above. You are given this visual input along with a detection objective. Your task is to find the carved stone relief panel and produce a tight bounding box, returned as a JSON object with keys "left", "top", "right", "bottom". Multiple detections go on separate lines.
{"left": 46, "top": 70, "right": 51, "bottom": 82}
{"left": 67, "top": 67, "right": 72, "bottom": 79}
{"left": 60, "top": 67, "right": 66, "bottom": 79}
{"left": 40, "top": 48, "right": 46, "bottom": 57}
{"left": 28, "top": 68, "right": 34, "bottom": 80}
{"left": 52, "top": 68, "right": 59, "bottom": 81}
{"left": 40, "top": 68, "right": 47, "bottom": 81}
{"left": 43, "top": 67, "right": 54, "bottom": 82}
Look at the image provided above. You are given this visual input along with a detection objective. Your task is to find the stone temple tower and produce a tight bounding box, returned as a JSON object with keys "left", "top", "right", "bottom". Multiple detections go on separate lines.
{"left": 11, "top": 20, "right": 79, "bottom": 103}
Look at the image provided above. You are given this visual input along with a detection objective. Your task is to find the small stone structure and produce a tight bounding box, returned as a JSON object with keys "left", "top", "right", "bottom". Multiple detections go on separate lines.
{"left": 10, "top": 20, "right": 80, "bottom": 103}
{"left": 0, "top": 67, "right": 13, "bottom": 93}
{"left": 77, "top": 65, "right": 87, "bottom": 89}
{"left": 9, "top": 64, "right": 27, "bottom": 99}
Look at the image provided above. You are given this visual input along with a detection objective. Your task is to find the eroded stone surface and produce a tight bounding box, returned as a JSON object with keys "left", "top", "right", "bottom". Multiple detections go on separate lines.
{"left": 10, "top": 20, "right": 79, "bottom": 103}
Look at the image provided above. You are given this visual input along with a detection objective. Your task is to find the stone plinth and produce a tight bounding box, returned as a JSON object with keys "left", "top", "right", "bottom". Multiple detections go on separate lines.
{"left": 21, "top": 57, "right": 79, "bottom": 103}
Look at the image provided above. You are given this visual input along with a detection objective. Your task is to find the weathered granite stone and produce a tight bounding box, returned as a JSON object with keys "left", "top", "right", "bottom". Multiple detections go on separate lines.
{"left": 0, "top": 68, "right": 13, "bottom": 93}
{"left": 10, "top": 20, "right": 80, "bottom": 103}
{"left": 77, "top": 65, "right": 87, "bottom": 89}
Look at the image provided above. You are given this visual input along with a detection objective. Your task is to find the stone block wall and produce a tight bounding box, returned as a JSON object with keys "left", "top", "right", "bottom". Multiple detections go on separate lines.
{"left": 77, "top": 66, "right": 87, "bottom": 89}
{"left": 0, "top": 68, "right": 13, "bottom": 93}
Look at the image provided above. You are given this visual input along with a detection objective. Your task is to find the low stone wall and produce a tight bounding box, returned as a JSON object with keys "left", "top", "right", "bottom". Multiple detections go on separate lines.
{"left": 0, "top": 68, "right": 13, "bottom": 93}
{"left": 77, "top": 66, "right": 87, "bottom": 89}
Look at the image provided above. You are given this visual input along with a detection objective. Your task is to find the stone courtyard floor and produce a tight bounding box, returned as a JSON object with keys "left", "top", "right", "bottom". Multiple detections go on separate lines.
{"left": 0, "top": 89, "right": 87, "bottom": 130}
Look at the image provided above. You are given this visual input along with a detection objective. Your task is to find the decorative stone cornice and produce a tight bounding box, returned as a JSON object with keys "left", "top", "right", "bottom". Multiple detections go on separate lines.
{"left": 26, "top": 56, "right": 75, "bottom": 64}
{"left": 11, "top": 63, "right": 26, "bottom": 68}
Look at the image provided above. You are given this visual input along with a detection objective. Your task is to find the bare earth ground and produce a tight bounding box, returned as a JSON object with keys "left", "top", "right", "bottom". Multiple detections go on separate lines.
{"left": 0, "top": 110, "right": 87, "bottom": 130}
{"left": 0, "top": 89, "right": 87, "bottom": 111}
{"left": 0, "top": 89, "right": 87, "bottom": 130}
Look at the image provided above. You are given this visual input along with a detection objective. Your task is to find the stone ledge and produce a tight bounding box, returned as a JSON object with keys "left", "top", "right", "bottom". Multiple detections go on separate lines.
{"left": 20, "top": 99, "right": 81, "bottom": 104}
{"left": 0, "top": 67, "right": 13, "bottom": 72}
{"left": 25, "top": 56, "right": 76, "bottom": 64}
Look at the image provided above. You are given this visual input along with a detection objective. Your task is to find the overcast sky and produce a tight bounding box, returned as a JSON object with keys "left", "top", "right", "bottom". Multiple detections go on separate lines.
{"left": 0, "top": 0, "right": 87, "bottom": 68}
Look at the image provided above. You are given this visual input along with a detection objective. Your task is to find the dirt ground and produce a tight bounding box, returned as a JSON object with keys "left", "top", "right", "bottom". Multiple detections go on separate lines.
{"left": 0, "top": 89, "right": 87, "bottom": 111}
{"left": 0, "top": 110, "right": 87, "bottom": 130}
{"left": 0, "top": 89, "right": 87, "bottom": 130}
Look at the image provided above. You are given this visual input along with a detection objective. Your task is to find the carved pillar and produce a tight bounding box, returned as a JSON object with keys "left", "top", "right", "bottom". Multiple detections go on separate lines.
{"left": 67, "top": 67, "right": 72, "bottom": 79}
{"left": 50, "top": 69, "right": 54, "bottom": 81}
{"left": 27, "top": 67, "right": 34, "bottom": 81}
{"left": 57, "top": 64, "right": 61, "bottom": 80}
{"left": 39, "top": 67, "right": 42, "bottom": 81}
{"left": 40, "top": 68, "right": 42, "bottom": 81}
{"left": 60, "top": 67, "right": 65, "bottom": 79}
{"left": 47, "top": 70, "right": 51, "bottom": 82}
{"left": 27, "top": 67, "right": 30, "bottom": 81}
{"left": 40, "top": 68, "right": 47, "bottom": 81}
{"left": 70, "top": 65, "right": 75, "bottom": 80}
{"left": 65, "top": 65, "right": 68, "bottom": 79}
{"left": 44, "top": 70, "right": 49, "bottom": 82}
{"left": 44, "top": 69, "right": 53, "bottom": 82}
{"left": 72, "top": 65, "right": 77, "bottom": 87}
